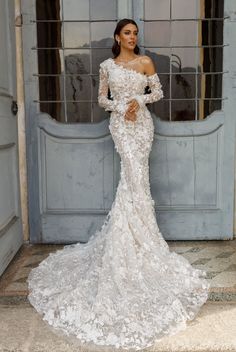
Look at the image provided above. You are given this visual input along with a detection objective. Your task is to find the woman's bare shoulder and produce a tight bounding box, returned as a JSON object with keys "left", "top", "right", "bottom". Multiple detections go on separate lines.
{"left": 139, "top": 55, "right": 153, "bottom": 64}
{"left": 139, "top": 55, "right": 156, "bottom": 75}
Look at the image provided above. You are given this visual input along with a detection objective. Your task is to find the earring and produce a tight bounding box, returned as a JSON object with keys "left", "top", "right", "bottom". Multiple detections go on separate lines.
{"left": 117, "top": 40, "right": 120, "bottom": 45}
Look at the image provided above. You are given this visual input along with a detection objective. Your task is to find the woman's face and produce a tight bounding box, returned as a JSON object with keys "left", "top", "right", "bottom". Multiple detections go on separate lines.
{"left": 116, "top": 23, "right": 138, "bottom": 51}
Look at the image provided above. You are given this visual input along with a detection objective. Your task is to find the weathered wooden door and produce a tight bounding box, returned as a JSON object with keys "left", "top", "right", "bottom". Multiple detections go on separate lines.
{"left": 0, "top": 1, "right": 23, "bottom": 275}
{"left": 140, "top": 0, "right": 236, "bottom": 240}
{"left": 23, "top": 0, "right": 236, "bottom": 243}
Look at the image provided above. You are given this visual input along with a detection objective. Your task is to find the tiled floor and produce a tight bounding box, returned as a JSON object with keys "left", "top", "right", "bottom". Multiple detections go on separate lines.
{"left": 0, "top": 240, "right": 236, "bottom": 301}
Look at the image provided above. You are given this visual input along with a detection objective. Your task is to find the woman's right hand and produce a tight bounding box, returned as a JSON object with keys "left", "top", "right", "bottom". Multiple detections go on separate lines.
{"left": 124, "top": 99, "right": 139, "bottom": 122}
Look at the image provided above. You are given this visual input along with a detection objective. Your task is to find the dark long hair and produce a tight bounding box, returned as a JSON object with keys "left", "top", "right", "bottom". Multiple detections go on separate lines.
{"left": 112, "top": 18, "right": 140, "bottom": 58}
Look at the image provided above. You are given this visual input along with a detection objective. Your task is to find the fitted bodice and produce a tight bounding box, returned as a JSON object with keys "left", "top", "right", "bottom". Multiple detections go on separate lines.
{"left": 98, "top": 57, "right": 164, "bottom": 116}
{"left": 107, "top": 58, "right": 149, "bottom": 101}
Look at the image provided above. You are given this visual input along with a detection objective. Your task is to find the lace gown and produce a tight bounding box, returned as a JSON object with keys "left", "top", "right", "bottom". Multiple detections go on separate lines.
{"left": 27, "top": 57, "right": 210, "bottom": 351}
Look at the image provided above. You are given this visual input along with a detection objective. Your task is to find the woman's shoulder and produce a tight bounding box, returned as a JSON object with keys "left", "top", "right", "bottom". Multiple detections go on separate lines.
{"left": 138, "top": 55, "right": 156, "bottom": 74}
{"left": 99, "top": 58, "right": 112, "bottom": 69}
{"left": 138, "top": 55, "right": 154, "bottom": 65}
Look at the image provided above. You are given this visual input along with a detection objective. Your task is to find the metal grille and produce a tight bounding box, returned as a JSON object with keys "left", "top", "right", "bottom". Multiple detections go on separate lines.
{"left": 33, "top": 0, "right": 226, "bottom": 122}
{"left": 142, "top": 0, "right": 226, "bottom": 121}
{"left": 33, "top": 0, "right": 118, "bottom": 123}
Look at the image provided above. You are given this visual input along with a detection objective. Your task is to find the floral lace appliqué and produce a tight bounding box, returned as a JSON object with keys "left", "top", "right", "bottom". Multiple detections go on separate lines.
{"left": 27, "top": 57, "right": 210, "bottom": 352}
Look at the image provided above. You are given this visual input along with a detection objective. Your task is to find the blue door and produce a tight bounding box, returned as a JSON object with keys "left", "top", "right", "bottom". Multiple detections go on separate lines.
{"left": 22, "top": 0, "right": 236, "bottom": 242}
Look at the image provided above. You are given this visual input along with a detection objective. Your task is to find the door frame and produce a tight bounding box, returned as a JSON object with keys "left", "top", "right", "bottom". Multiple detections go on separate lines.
{"left": 0, "top": 0, "right": 23, "bottom": 276}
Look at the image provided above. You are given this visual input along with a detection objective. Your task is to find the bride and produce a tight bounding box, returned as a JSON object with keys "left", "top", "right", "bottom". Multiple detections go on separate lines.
{"left": 27, "top": 18, "right": 210, "bottom": 351}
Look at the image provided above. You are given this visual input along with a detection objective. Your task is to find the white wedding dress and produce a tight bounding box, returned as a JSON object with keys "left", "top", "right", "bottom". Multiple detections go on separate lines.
{"left": 27, "top": 57, "right": 210, "bottom": 351}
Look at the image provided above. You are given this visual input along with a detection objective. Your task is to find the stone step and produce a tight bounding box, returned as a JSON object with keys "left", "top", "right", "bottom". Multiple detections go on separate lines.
{"left": 0, "top": 300, "right": 235, "bottom": 352}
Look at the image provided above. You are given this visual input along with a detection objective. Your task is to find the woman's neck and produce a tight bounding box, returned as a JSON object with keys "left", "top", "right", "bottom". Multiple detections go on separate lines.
{"left": 117, "top": 49, "right": 138, "bottom": 62}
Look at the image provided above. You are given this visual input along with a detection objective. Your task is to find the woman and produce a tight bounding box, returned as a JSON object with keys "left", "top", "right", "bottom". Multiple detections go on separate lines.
{"left": 27, "top": 18, "right": 210, "bottom": 351}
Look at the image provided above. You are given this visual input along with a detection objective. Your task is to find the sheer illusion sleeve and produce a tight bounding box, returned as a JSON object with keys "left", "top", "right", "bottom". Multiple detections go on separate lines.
{"left": 134, "top": 73, "right": 164, "bottom": 108}
{"left": 98, "top": 63, "right": 128, "bottom": 115}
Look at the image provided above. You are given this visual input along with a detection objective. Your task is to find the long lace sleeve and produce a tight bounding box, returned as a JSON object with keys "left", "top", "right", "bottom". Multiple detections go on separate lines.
{"left": 98, "top": 63, "right": 128, "bottom": 115}
{"left": 134, "top": 73, "right": 164, "bottom": 107}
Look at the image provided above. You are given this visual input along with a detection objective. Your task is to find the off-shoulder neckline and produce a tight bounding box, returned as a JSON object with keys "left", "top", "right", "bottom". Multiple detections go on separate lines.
{"left": 109, "top": 58, "right": 157, "bottom": 79}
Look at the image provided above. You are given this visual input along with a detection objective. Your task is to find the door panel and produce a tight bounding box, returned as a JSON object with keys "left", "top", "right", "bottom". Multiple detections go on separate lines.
{"left": 0, "top": 1, "right": 23, "bottom": 275}
{"left": 151, "top": 112, "right": 224, "bottom": 208}
{"left": 150, "top": 111, "right": 226, "bottom": 239}
{"left": 32, "top": 114, "right": 119, "bottom": 243}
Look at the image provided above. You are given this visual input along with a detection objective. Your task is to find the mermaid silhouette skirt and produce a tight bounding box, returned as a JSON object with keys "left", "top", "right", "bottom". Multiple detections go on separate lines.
{"left": 27, "top": 58, "right": 210, "bottom": 351}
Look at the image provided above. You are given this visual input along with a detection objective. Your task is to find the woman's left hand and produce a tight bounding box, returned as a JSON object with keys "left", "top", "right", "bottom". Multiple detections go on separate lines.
{"left": 127, "top": 99, "right": 140, "bottom": 114}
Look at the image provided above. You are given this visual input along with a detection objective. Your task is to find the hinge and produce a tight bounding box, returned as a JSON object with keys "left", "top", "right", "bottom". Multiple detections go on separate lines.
{"left": 11, "top": 100, "right": 18, "bottom": 115}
